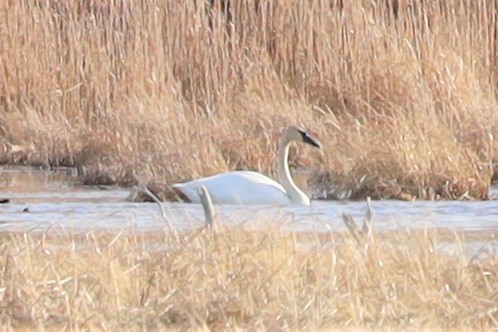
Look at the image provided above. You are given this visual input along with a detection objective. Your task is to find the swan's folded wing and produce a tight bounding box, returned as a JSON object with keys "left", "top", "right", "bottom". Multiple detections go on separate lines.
{"left": 172, "top": 171, "right": 291, "bottom": 205}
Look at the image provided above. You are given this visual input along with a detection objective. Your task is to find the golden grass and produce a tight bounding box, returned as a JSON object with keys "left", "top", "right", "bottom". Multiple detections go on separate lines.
{"left": 0, "top": 1, "right": 498, "bottom": 199}
{"left": 0, "top": 223, "right": 495, "bottom": 330}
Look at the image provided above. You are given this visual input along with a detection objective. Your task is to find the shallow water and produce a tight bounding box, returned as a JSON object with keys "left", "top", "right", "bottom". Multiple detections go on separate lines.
{"left": 0, "top": 167, "right": 496, "bottom": 244}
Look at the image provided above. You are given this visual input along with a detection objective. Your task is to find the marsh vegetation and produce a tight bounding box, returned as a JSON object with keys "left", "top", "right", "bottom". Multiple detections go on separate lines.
{"left": 0, "top": 223, "right": 496, "bottom": 330}
{"left": 0, "top": 1, "right": 497, "bottom": 199}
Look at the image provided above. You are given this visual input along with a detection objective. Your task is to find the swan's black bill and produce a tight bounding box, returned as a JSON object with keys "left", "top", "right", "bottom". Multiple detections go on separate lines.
{"left": 300, "top": 130, "right": 322, "bottom": 148}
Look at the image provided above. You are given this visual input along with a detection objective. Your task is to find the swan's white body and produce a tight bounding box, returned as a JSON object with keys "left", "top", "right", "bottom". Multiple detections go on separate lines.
{"left": 172, "top": 126, "right": 321, "bottom": 205}
{"left": 173, "top": 171, "right": 291, "bottom": 205}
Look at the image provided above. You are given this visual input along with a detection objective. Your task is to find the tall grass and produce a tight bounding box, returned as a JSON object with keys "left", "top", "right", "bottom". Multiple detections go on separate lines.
{"left": 0, "top": 225, "right": 495, "bottom": 329}
{"left": 0, "top": 1, "right": 497, "bottom": 199}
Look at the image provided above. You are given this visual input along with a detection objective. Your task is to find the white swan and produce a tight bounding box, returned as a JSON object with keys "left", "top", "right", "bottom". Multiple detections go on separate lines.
{"left": 172, "top": 126, "right": 321, "bottom": 205}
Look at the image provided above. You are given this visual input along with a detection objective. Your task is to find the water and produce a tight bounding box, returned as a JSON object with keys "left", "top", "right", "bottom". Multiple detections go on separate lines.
{"left": 0, "top": 167, "right": 497, "bottom": 243}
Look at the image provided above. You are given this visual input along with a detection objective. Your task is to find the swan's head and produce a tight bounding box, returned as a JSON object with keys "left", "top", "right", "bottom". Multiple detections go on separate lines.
{"left": 285, "top": 126, "right": 322, "bottom": 148}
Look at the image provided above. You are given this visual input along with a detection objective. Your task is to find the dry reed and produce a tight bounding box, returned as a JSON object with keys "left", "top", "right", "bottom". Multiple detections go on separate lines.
{"left": 0, "top": 0, "right": 497, "bottom": 199}
{"left": 0, "top": 224, "right": 495, "bottom": 330}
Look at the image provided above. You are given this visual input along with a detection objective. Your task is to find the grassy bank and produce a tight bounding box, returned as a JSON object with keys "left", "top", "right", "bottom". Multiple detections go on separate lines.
{"left": 0, "top": 224, "right": 495, "bottom": 329}
{"left": 1, "top": 1, "right": 497, "bottom": 199}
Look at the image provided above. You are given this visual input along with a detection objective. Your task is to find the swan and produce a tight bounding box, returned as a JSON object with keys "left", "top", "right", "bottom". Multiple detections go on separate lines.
{"left": 172, "top": 126, "right": 321, "bottom": 205}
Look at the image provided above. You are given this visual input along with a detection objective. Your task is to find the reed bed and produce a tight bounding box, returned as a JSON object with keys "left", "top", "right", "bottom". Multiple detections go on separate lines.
{"left": 0, "top": 0, "right": 497, "bottom": 199}
{"left": 0, "top": 223, "right": 495, "bottom": 330}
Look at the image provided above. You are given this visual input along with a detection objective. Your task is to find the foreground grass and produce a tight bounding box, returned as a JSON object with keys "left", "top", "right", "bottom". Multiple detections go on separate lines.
{"left": 1, "top": 1, "right": 498, "bottom": 199}
{"left": 0, "top": 224, "right": 496, "bottom": 330}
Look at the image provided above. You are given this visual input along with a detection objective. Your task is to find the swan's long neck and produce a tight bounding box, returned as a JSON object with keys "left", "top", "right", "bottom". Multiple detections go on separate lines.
{"left": 277, "top": 137, "right": 310, "bottom": 205}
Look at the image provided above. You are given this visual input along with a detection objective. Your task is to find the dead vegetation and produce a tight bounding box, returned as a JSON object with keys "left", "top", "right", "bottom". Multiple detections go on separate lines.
{"left": 0, "top": 220, "right": 495, "bottom": 330}
{"left": 0, "top": 0, "right": 497, "bottom": 199}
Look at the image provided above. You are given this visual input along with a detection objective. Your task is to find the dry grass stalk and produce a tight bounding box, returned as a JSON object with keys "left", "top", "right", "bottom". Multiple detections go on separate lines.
{"left": 198, "top": 185, "right": 217, "bottom": 232}
{"left": 0, "top": 1, "right": 497, "bottom": 199}
{"left": 343, "top": 197, "right": 374, "bottom": 245}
